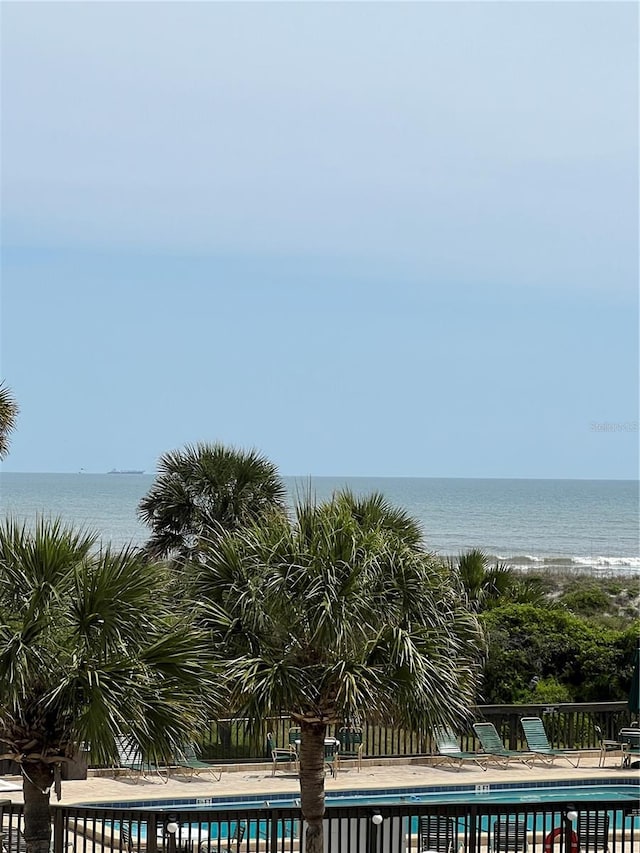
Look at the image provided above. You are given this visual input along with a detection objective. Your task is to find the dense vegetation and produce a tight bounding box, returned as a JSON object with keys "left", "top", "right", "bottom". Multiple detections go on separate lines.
{"left": 481, "top": 600, "right": 638, "bottom": 704}
{"left": 451, "top": 554, "right": 639, "bottom": 705}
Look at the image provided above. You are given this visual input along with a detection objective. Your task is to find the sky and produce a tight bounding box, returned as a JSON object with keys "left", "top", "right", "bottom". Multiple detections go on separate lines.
{"left": 1, "top": 1, "right": 638, "bottom": 479}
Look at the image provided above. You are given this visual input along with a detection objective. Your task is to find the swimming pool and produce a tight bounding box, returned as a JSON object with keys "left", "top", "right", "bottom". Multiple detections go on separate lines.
{"left": 90, "top": 778, "right": 640, "bottom": 812}
{"left": 91, "top": 779, "right": 640, "bottom": 844}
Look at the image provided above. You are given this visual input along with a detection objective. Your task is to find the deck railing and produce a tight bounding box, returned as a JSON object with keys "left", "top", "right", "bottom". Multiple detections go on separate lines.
{"left": 2, "top": 785, "right": 639, "bottom": 853}
{"left": 1, "top": 702, "right": 631, "bottom": 779}
{"left": 197, "top": 701, "right": 633, "bottom": 764}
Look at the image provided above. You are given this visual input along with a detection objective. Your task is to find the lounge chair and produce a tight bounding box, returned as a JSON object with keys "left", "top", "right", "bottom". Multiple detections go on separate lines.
{"left": 433, "top": 727, "right": 490, "bottom": 771}
{"left": 520, "top": 717, "right": 581, "bottom": 767}
{"left": 266, "top": 732, "right": 297, "bottom": 776}
{"left": 492, "top": 816, "right": 528, "bottom": 853}
{"left": 338, "top": 726, "right": 364, "bottom": 771}
{"left": 419, "top": 815, "right": 460, "bottom": 853}
{"left": 114, "top": 736, "right": 169, "bottom": 782}
{"left": 577, "top": 812, "right": 609, "bottom": 853}
{"left": 172, "top": 745, "right": 222, "bottom": 781}
{"left": 113, "top": 737, "right": 144, "bottom": 781}
{"left": 473, "top": 722, "right": 534, "bottom": 768}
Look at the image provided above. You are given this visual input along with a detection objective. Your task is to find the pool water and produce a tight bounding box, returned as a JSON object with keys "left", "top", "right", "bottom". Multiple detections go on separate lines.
{"left": 94, "top": 780, "right": 639, "bottom": 813}
{"left": 349, "top": 784, "right": 639, "bottom": 808}
{"left": 100, "top": 781, "right": 639, "bottom": 842}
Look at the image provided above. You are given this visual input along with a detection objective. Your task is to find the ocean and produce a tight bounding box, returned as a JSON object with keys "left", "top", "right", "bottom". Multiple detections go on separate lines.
{"left": 0, "top": 473, "right": 638, "bottom": 575}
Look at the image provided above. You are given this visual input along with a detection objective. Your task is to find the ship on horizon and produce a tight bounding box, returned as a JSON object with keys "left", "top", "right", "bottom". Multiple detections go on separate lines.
{"left": 107, "top": 468, "right": 145, "bottom": 475}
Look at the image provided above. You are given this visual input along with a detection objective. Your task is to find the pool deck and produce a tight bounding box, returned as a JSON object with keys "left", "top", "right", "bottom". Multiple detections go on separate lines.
{"left": 2, "top": 751, "right": 638, "bottom": 806}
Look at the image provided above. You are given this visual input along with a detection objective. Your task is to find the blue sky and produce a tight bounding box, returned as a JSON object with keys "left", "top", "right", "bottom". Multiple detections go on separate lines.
{"left": 1, "top": 2, "right": 638, "bottom": 479}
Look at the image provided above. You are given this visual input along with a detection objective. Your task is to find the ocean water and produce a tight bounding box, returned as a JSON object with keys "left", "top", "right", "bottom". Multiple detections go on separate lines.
{"left": 0, "top": 473, "right": 638, "bottom": 575}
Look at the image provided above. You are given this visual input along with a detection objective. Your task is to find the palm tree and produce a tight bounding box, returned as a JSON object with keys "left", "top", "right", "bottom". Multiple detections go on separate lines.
{"left": 0, "top": 518, "right": 221, "bottom": 853}
{"left": 452, "top": 548, "right": 546, "bottom": 612}
{"left": 0, "top": 382, "right": 19, "bottom": 459}
{"left": 138, "top": 442, "right": 288, "bottom": 561}
{"left": 194, "top": 490, "right": 483, "bottom": 853}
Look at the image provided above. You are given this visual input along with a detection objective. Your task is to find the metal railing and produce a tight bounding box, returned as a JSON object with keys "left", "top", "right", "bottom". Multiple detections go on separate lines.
{"left": 197, "top": 702, "right": 633, "bottom": 763}
{"left": 1, "top": 703, "right": 631, "bottom": 779}
{"left": 2, "top": 785, "right": 640, "bottom": 853}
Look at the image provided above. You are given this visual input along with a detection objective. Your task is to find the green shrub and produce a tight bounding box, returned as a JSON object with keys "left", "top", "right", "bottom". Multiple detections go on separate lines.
{"left": 514, "top": 676, "right": 572, "bottom": 704}
{"left": 481, "top": 604, "right": 631, "bottom": 704}
{"left": 560, "top": 587, "right": 610, "bottom": 616}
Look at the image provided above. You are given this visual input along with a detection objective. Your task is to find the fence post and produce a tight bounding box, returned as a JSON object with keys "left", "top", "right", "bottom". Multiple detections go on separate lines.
{"left": 468, "top": 805, "right": 478, "bottom": 853}
{"left": 269, "top": 808, "right": 279, "bottom": 853}
{"left": 52, "top": 807, "right": 64, "bottom": 853}
{"left": 147, "top": 813, "right": 158, "bottom": 853}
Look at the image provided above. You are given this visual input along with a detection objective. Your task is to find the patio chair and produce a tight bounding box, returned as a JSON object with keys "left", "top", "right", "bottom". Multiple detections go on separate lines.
{"left": 338, "top": 726, "right": 364, "bottom": 771}
{"left": 520, "top": 717, "right": 581, "bottom": 767}
{"left": 200, "top": 822, "right": 245, "bottom": 853}
{"left": 473, "top": 722, "right": 534, "bottom": 768}
{"left": 618, "top": 727, "right": 640, "bottom": 768}
{"left": 433, "top": 727, "right": 491, "bottom": 772}
{"left": 172, "top": 744, "right": 222, "bottom": 781}
{"left": 0, "top": 827, "right": 27, "bottom": 853}
{"left": 0, "top": 820, "right": 72, "bottom": 853}
{"left": 595, "top": 725, "right": 626, "bottom": 768}
{"left": 419, "top": 815, "right": 461, "bottom": 853}
{"left": 119, "top": 823, "right": 133, "bottom": 853}
{"left": 577, "top": 812, "right": 609, "bottom": 853}
{"left": 266, "top": 732, "right": 298, "bottom": 776}
{"left": 288, "top": 726, "right": 301, "bottom": 749}
{"left": 324, "top": 738, "right": 340, "bottom": 778}
{"left": 492, "top": 815, "right": 528, "bottom": 853}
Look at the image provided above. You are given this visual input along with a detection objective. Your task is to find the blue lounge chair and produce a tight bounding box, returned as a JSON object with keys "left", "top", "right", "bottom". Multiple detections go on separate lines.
{"left": 520, "top": 717, "right": 581, "bottom": 767}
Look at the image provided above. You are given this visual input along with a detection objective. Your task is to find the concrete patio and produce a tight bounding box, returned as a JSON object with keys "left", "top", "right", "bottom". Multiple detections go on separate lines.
{"left": 2, "top": 750, "right": 637, "bottom": 806}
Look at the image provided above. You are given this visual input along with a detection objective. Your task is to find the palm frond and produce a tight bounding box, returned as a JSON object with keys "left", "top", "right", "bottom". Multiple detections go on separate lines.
{"left": 0, "top": 383, "right": 19, "bottom": 460}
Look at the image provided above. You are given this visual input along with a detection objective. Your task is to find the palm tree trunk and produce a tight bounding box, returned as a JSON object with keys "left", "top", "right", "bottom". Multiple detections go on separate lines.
{"left": 298, "top": 721, "right": 326, "bottom": 853}
{"left": 22, "top": 762, "right": 53, "bottom": 853}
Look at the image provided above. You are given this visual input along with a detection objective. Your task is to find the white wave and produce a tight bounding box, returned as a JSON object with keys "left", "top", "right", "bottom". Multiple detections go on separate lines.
{"left": 590, "top": 556, "right": 640, "bottom": 568}
{"left": 488, "top": 553, "right": 639, "bottom": 573}
{"left": 499, "top": 554, "right": 545, "bottom": 564}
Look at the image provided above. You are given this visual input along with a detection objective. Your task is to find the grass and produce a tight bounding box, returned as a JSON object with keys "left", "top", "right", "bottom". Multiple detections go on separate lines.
{"left": 525, "top": 570, "right": 640, "bottom": 628}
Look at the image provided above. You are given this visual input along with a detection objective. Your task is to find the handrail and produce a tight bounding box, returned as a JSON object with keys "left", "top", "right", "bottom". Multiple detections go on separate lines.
{"left": 2, "top": 701, "right": 627, "bottom": 777}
